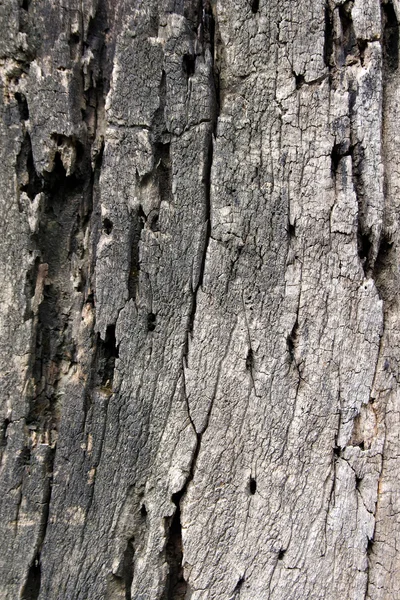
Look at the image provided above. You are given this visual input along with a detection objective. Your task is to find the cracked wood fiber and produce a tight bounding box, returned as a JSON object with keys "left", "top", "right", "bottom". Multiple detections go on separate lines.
{"left": 0, "top": 0, "right": 400, "bottom": 598}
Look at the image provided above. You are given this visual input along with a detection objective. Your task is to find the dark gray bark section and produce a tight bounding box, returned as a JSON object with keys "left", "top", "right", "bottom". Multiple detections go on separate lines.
{"left": 0, "top": 1, "right": 399, "bottom": 599}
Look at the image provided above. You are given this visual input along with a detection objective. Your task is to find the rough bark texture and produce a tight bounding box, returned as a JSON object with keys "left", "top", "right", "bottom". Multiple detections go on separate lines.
{"left": 0, "top": 0, "right": 399, "bottom": 598}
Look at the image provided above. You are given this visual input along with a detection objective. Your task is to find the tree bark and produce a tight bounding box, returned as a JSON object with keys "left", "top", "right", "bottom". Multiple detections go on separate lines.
{"left": 0, "top": 0, "right": 399, "bottom": 598}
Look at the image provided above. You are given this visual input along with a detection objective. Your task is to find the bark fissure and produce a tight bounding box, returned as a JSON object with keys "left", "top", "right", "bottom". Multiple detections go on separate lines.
{"left": 165, "top": 491, "right": 187, "bottom": 600}
{"left": 382, "top": 1, "right": 399, "bottom": 73}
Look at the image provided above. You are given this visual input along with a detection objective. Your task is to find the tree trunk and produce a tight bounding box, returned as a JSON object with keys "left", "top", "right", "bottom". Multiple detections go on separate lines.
{"left": 0, "top": 0, "right": 399, "bottom": 598}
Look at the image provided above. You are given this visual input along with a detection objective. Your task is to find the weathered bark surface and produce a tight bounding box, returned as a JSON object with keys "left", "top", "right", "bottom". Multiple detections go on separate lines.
{"left": 0, "top": 0, "right": 399, "bottom": 598}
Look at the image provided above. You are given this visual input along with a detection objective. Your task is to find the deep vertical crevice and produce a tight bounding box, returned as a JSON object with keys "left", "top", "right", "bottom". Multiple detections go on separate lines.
{"left": 383, "top": 1, "right": 399, "bottom": 73}
{"left": 163, "top": 421, "right": 206, "bottom": 599}
{"left": 128, "top": 204, "right": 145, "bottom": 301}
{"left": 165, "top": 491, "right": 188, "bottom": 600}
{"left": 347, "top": 137, "right": 373, "bottom": 275}
{"left": 122, "top": 538, "right": 135, "bottom": 600}
{"left": 338, "top": 2, "right": 357, "bottom": 63}
{"left": 324, "top": 1, "right": 334, "bottom": 69}
{"left": 16, "top": 132, "right": 42, "bottom": 203}
{"left": 201, "top": 0, "right": 221, "bottom": 127}
{"left": 20, "top": 556, "right": 41, "bottom": 600}
{"left": 182, "top": 53, "right": 196, "bottom": 77}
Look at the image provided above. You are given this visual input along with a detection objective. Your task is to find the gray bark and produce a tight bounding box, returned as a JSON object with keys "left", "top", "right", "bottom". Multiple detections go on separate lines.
{"left": 0, "top": 0, "right": 399, "bottom": 598}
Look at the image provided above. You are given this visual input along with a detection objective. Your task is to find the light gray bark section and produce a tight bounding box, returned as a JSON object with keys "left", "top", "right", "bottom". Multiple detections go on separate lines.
{"left": 0, "top": 0, "right": 399, "bottom": 599}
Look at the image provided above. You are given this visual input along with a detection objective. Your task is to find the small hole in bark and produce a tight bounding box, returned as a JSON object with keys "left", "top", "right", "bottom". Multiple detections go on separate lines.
{"left": 17, "top": 133, "right": 42, "bottom": 201}
{"left": 103, "top": 218, "right": 113, "bottom": 235}
{"left": 70, "top": 32, "right": 80, "bottom": 44}
{"left": 19, "top": 446, "right": 31, "bottom": 466}
{"left": 250, "top": 0, "right": 259, "bottom": 13}
{"left": 249, "top": 477, "right": 257, "bottom": 495}
{"left": 278, "top": 549, "right": 286, "bottom": 560}
{"left": 140, "top": 503, "right": 147, "bottom": 518}
{"left": 22, "top": 0, "right": 30, "bottom": 10}
{"left": 355, "top": 475, "right": 362, "bottom": 489}
{"left": 182, "top": 54, "right": 196, "bottom": 77}
{"left": 357, "top": 230, "right": 372, "bottom": 275}
{"left": 357, "top": 441, "right": 365, "bottom": 451}
{"left": 331, "top": 143, "right": 349, "bottom": 174}
{"left": 295, "top": 73, "right": 305, "bottom": 89}
{"left": 357, "top": 39, "right": 367, "bottom": 66}
{"left": 98, "top": 325, "right": 119, "bottom": 388}
{"left": 288, "top": 222, "right": 295, "bottom": 237}
{"left": 147, "top": 313, "right": 156, "bottom": 332}
{"left": 86, "top": 292, "right": 94, "bottom": 307}
{"left": 15, "top": 92, "right": 29, "bottom": 120}
{"left": 333, "top": 446, "right": 341, "bottom": 457}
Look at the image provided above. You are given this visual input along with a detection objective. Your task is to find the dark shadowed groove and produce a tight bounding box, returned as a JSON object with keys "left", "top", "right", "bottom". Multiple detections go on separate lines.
{"left": 123, "top": 538, "right": 135, "bottom": 600}
{"left": 20, "top": 557, "right": 41, "bottom": 600}
{"left": 20, "top": 446, "right": 55, "bottom": 600}
{"left": 287, "top": 317, "right": 299, "bottom": 364}
{"left": 155, "top": 141, "right": 172, "bottom": 209}
{"left": 16, "top": 132, "right": 42, "bottom": 203}
{"left": 250, "top": 0, "right": 259, "bottom": 14}
{"left": 383, "top": 1, "right": 399, "bottom": 73}
{"left": 165, "top": 492, "right": 187, "bottom": 600}
{"left": 324, "top": 1, "right": 334, "bottom": 69}
{"left": 351, "top": 147, "right": 374, "bottom": 277}
{"left": 338, "top": 1, "right": 357, "bottom": 63}
{"left": 233, "top": 576, "right": 245, "bottom": 596}
{"left": 128, "top": 204, "right": 145, "bottom": 301}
